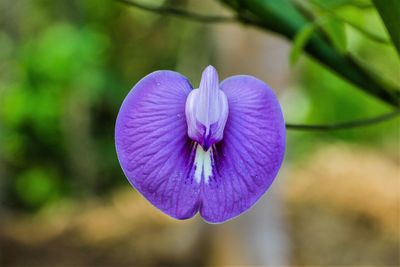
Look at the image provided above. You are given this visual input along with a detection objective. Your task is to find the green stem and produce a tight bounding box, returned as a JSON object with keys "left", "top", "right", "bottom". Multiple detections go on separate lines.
{"left": 286, "top": 109, "right": 400, "bottom": 131}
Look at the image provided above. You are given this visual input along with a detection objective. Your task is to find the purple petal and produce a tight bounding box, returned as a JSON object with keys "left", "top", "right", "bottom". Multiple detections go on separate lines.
{"left": 200, "top": 75, "right": 286, "bottom": 223}
{"left": 115, "top": 71, "right": 201, "bottom": 220}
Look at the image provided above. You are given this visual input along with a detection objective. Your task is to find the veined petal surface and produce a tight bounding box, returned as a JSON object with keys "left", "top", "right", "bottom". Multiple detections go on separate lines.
{"left": 200, "top": 75, "right": 286, "bottom": 223}
{"left": 115, "top": 71, "right": 201, "bottom": 220}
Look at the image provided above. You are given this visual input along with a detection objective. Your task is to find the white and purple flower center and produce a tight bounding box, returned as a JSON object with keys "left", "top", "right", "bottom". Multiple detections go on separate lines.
{"left": 185, "top": 66, "right": 228, "bottom": 184}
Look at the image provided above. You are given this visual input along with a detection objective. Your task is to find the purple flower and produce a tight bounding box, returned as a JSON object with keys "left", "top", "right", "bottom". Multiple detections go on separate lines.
{"left": 115, "top": 66, "right": 285, "bottom": 223}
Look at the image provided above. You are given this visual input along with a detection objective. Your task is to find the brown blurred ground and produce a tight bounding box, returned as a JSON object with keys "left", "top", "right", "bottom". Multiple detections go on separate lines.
{"left": 1, "top": 143, "right": 398, "bottom": 266}
{"left": 285, "top": 144, "right": 399, "bottom": 266}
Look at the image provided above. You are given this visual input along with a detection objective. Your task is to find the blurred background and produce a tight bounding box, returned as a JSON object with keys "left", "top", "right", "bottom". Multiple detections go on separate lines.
{"left": 0, "top": 0, "right": 399, "bottom": 266}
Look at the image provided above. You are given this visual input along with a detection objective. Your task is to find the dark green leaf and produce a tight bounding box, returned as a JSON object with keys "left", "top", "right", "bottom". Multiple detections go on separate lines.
{"left": 372, "top": 0, "right": 400, "bottom": 54}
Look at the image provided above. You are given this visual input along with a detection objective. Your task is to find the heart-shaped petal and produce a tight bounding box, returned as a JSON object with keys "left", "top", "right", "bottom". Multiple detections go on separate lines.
{"left": 115, "top": 71, "right": 201, "bottom": 220}
{"left": 200, "top": 75, "right": 286, "bottom": 223}
{"left": 116, "top": 69, "right": 286, "bottom": 223}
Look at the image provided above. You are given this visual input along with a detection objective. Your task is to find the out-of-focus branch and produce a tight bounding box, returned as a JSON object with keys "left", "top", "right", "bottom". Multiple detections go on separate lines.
{"left": 219, "top": 0, "right": 400, "bottom": 107}
{"left": 116, "top": 0, "right": 235, "bottom": 23}
{"left": 116, "top": 0, "right": 400, "bottom": 107}
{"left": 286, "top": 109, "right": 400, "bottom": 131}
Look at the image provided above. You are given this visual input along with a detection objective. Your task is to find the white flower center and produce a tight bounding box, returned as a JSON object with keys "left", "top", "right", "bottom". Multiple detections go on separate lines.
{"left": 194, "top": 145, "right": 212, "bottom": 184}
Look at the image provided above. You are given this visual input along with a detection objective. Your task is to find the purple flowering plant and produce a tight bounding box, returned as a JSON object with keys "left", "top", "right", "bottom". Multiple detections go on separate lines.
{"left": 113, "top": 0, "right": 400, "bottom": 224}
{"left": 115, "top": 66, "right": 285, "bottom": 223}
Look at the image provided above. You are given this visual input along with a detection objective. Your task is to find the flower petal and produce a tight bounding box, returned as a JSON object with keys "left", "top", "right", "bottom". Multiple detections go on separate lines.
{"left": 200, "top": 75, "right": 286, "bottom": 223}
{"left": 115, "top": 71, "right": 201, "bottom": 220}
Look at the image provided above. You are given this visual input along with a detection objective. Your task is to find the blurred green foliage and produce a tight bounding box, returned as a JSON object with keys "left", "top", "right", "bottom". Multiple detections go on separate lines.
{"left": 0, "top": 0, "right": 191, "bottom": 210}
{"left": 15, "top": 167, "right": 61, "bottom": 208}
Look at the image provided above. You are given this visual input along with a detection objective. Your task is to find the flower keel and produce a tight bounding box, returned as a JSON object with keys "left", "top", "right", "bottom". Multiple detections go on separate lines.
{"left": 185, "top": 66, "right": 229, "bottom": 151}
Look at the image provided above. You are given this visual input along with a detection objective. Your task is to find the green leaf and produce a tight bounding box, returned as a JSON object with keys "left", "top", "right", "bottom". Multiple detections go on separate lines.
{"left": 310, "top": 0, "right": 391, "bottom": 45}
{"left": 320, "top": 17, "right": 347, "bottom": 53}
{"left": 371, "top": 0, "right": 400, "bottom": 54}
{"left": 290, "top": 23, "right": 317, "bottom": 65}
